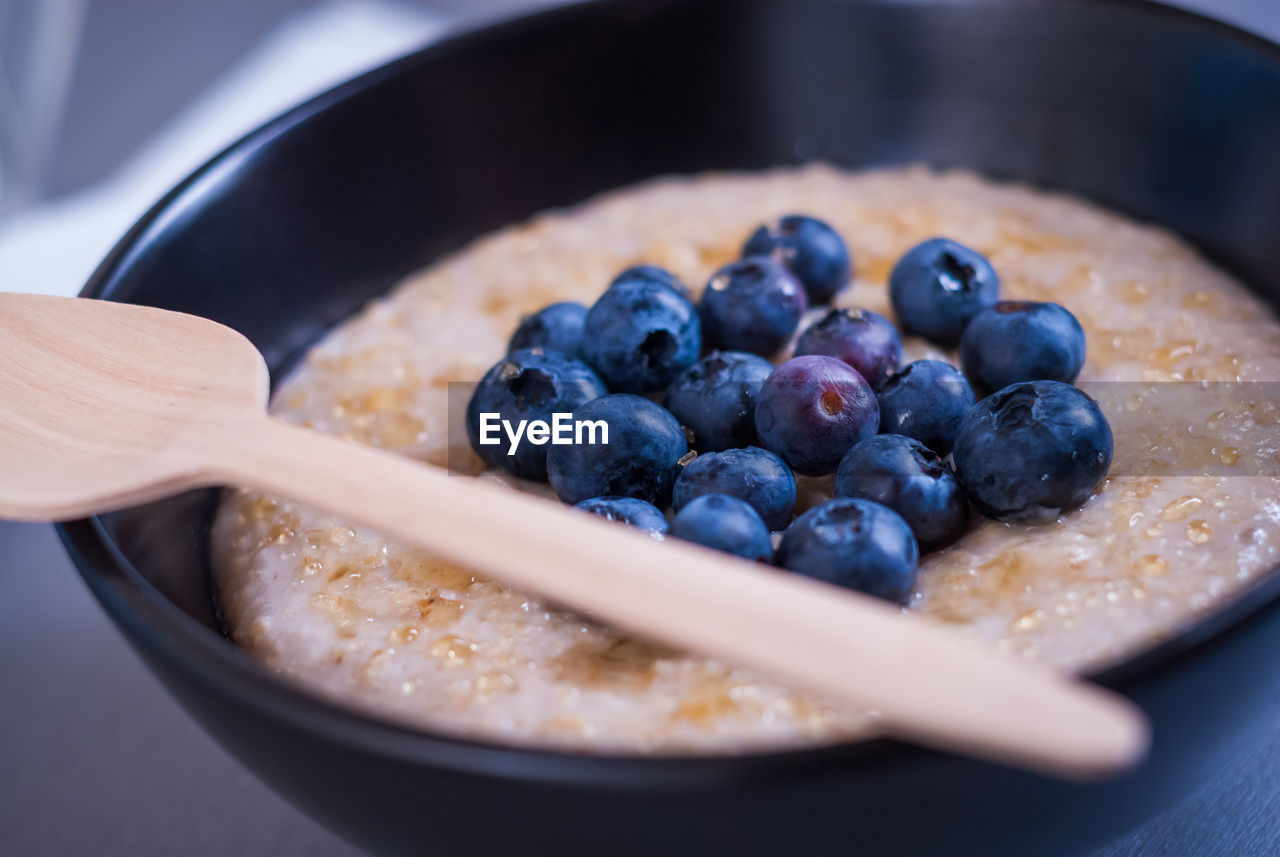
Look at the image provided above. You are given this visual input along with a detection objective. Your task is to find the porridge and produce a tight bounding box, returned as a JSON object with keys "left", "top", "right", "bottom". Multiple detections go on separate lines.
{"left": 212, "top": 165, "right": 1280, "bottom": 753}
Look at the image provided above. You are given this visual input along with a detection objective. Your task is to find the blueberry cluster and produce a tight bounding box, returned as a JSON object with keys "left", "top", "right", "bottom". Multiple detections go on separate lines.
{"left": 467, "top": 217, "right": 1112, "bottom": 606}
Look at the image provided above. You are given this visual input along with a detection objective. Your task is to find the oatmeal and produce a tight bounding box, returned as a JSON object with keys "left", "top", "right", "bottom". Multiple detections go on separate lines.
{"left": 212, "top": 165, "right": 1280, "bottom": 752}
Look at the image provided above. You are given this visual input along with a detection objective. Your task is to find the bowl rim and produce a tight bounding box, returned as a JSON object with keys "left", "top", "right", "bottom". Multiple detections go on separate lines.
{"left": 57, "top": 0, "right": 1280, "bottom": 788}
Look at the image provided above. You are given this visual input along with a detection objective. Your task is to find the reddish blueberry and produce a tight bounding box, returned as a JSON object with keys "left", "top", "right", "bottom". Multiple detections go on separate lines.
{"left": 793, "top": 307, "right": 902, "bottom": 388}
{"left": 753, "top": 355, "right": 879, "bottom": 476}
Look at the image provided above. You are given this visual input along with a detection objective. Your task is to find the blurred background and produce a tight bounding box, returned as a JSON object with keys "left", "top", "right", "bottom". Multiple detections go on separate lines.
{"left": 0, "top": 0, "right": 1276, "bottom": 219}
{"left": 1, "top": 0, "right": 1277, "bottom": 300}
{"left": 1, "top": 0, "right": 526, "bottom": 216}
{"left": 2, "top": 1, "right": 1280, "bottom": 856}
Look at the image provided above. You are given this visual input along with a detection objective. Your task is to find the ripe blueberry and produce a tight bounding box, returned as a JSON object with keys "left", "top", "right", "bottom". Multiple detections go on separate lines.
{"left": 960, "top": 301, "right": 1086, "bottom": 393}
{"left": 575, "top": 496, "right": 670, "bottom": 537}
{"left": 609, "top": 264, "right": 691, "bottom": 299}
{"left": 742, "top": 214, "right": 851, "bottom": 304}
{"left": 877, "top": 359, "right": 975, "bottom": 455}
{"left": 672, "top": 446, "right": 796, "bottom": 530}
{"left": 700, "top": 256, "right": 808, "bottom": 356}
{"left": 664, "top": 350, "right": 773, "bottom": 452}
{"left": 670, "top": 494, "right": 773, "bottom": 562}
{"left": 465, "top": 348, "right": 606, "bottom": 481}
{"left": 777, "top": 498, "right": 919, "bottom": 604}
{"left": 835, "top": 434, "right": 969, "bottom": 552}
{"left": 581, "top": 276, "right": 701, "bottom": 393}
{"left": 952, "top": 380, "right": 1113, "bottom": 521}
{"left": 889, "top": 237, "right": 999, "bottom": 346}
{"left": 508, "top": 301, "right": 588, "bottom": 358}
{"left": 547, "top": 394, "right": 688, "bottom": 506}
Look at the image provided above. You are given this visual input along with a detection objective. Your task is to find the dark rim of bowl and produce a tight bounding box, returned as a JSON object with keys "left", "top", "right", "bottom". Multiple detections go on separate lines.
{"left": 57, "top": 0, "right": 1280, "bottom": 787}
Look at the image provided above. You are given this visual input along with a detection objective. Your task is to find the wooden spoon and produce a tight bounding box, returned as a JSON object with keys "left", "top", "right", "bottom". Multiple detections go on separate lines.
{"left": 0, "top": 292, "right": 1149, "bottom": 779}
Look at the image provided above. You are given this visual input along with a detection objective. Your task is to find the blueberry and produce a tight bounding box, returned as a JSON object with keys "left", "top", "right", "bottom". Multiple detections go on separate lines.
{"left": 793, "top": 307, "right": 902, "bottom": 388}
{"left": 952, "top": 380, "right": 1113, "bottom": 521}
{"left": 835, "top": 435, "right": 969, "bottom": 552}
{"left": 742, "top": 215, "right": 851, "bottom": 304}
{"left": 776, "top": 498, "right": 919, "bottom": 604}
{"left": 672, "top": 447, "right": 796, "bottom": 530}
{"left": 700, "top": 256, "right": 808, "bottom": 356}
{"left": 581, "top": 277, "right": 701, "bottom": 393}
{"left": 669, "top": 494, "right": 773, "bottom": 562}
{"left": 508, "top": 301, "right": 588, "bottom": 357}
{"left": 465, "top": 348, "right": 607, "bottom": 480}
{"left": 877, "top": 359, "right": 976, "bottom": 455}
{"left": 610, "top": 264, "right": 690, "bottom": 299}
{"left": 664, "top": 350, "right": 773, "bottom": 452}
{"left": 960, "top": 301, "right": 1086, "bottom": 394}
{"left": 575, "top": 496, "right": 669, "bottom": 537}
{"left": 888, "top": 238, "right": 999, "bottom": 346}
{"left": 754, "top": 355, "right": 879, "bottom": 476}
{"left": 547, "top": 394, "right": 688, "bottom": 506}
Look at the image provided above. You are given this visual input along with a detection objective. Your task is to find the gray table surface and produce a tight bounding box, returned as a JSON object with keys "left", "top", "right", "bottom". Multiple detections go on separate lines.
{"left": 5, "top": 1, "right": 1280, "bottom": 855}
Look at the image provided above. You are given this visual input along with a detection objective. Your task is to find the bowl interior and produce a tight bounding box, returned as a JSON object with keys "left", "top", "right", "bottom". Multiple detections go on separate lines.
{"left": 81, "top": 0, "right": 1280, "bottom": 715}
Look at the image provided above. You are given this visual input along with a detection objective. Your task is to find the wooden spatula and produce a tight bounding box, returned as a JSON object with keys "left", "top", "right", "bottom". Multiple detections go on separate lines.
{"left": 0, "top": 292, "right": 1149, "bottom": 778}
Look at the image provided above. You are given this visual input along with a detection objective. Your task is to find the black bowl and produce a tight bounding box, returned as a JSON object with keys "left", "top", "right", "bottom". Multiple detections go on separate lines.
{"left": 59, "top": 1, "right": 1280, "bottom": 855}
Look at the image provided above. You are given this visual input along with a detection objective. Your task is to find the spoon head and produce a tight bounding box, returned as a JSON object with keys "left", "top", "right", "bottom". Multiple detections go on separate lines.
{"left": 0, "top": 293, "right": 268, "bottom": 520}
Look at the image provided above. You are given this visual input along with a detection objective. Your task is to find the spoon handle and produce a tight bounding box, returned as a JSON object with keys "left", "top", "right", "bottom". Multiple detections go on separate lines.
{"left": 197, "top": 415, "right": 1148, "bottom": 779}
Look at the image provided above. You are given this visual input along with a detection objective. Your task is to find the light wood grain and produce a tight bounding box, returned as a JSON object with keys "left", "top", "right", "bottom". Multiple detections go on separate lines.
{"left": 0, "top": 292, "right": 1150, "bottom": 779}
